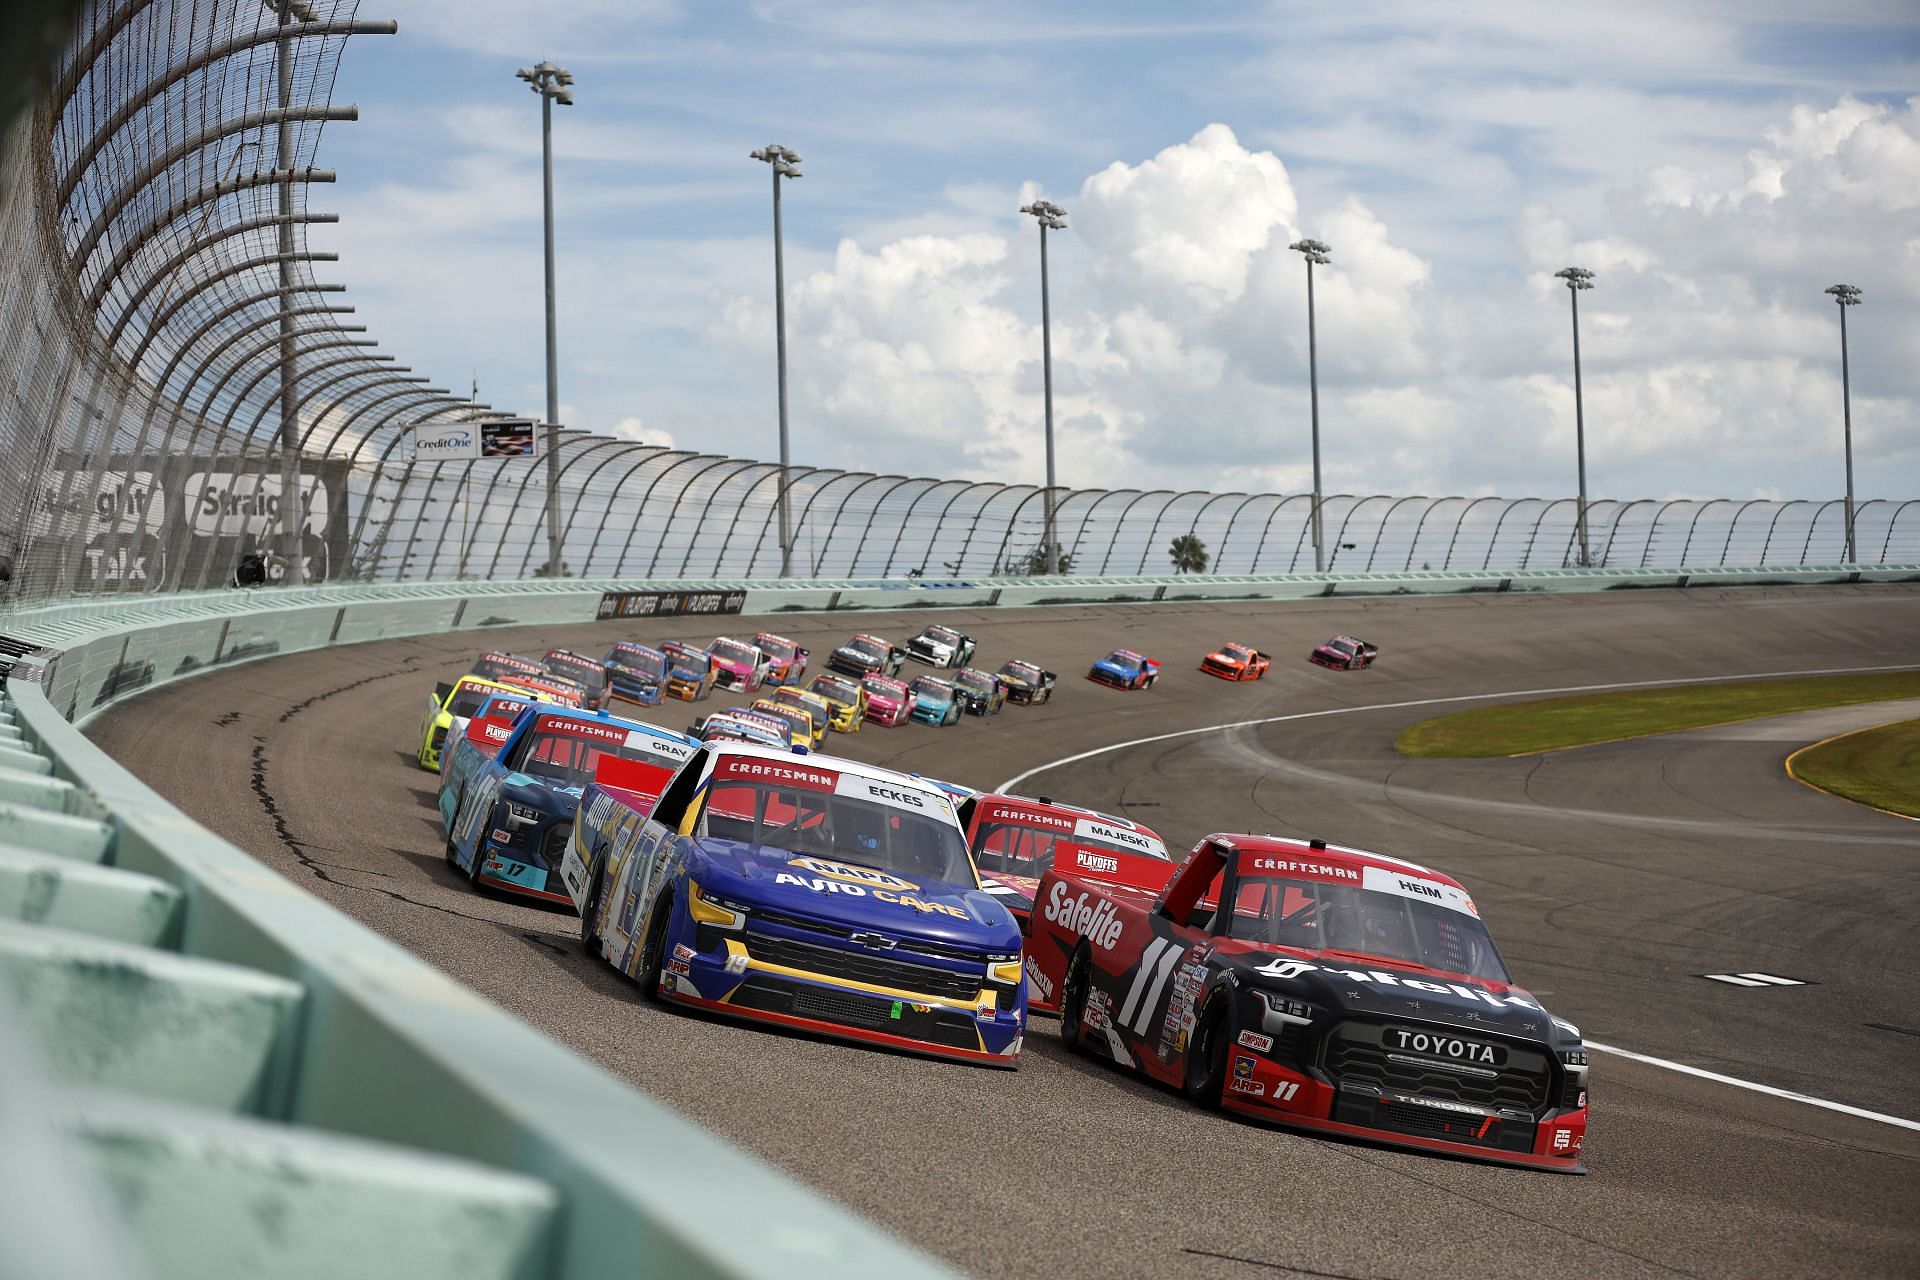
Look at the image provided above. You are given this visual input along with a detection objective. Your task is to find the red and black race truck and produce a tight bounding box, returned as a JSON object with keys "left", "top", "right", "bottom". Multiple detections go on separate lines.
{"left": 955, "top": 792, "right": 1171, "bottom": 931}
{"left": 1026, "top": 833, "right": 1590, "bottom": 1172}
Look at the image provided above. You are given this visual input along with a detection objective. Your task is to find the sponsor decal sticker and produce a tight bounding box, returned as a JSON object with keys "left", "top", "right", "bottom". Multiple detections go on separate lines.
{"left": 1250, "top": 957, "right": 1542, "bottom": 1011}
{"left": 1072, "top": 850, "right": 1121, "bottom": 875}
{"left": 1237, "top": 1029, "right": 1275, "bottom": 1053}
{"left": 1023, "top": 956, "right": 1055, "bottom": 1004}
{"left": 1234, "top": 1055, "right": 1256, "bottom": 1080}
{"left": 833, "top": 773, "right": 950, "bottom": 816}
{"left": 1362, "top": 864, "right": 1479, "bottom": 917}
{"left": 715, "top": 756, "right": 838, "bottom": 791}
{"left": 1074, "top": 817, "right": 1164, "bottom": 857}
{"left": 1229, "top": 1078, "right": 1266, "bottom": 1098}
{"left": 673, "top": 944, "right": 697, "bottom": 962}
{"left": 1041, "top": 881, "right": 1126, "bottom": 950}
{"left": 788, "top": 857, "right": 917, "bottom": 892}
{"left": 1245, "top": 855, "right": 1360, "bottom": 882}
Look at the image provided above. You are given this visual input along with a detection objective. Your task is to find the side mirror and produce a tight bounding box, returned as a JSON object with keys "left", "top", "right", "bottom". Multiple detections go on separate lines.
{"left": 433, "top": 681, "right": 453, "bottom": 701}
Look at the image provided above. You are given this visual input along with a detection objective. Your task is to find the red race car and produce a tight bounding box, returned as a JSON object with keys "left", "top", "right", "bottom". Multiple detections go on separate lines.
{"left": 1201, "top": 642, "right": 1270, "bottom": 681}
{"left": 1027, "top": 833, "right": 1590, "bottom": 1173}
{"left": 956, "top": 793, "right": 1171, "bottom": 931}
{"left": 1309, "top": 635, "right": 1378, "bottom": 670}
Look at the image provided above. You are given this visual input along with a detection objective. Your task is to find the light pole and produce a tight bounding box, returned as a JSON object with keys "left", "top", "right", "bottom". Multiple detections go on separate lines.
{"left": 1288, "top": 237, "right": 1331, "bottom": 572}
{"left": 1825, "top": 283, "right": 1863, "bottom": 562}
{"left": 752, "top": 144, "right": 803, "bottom": 578}
{"left": 1022, "top": 199, "right": 1068, "bottom": 574}
{"left": 1554, "top": 266, "right": 1595, "bottom": 567}
{"left": 517, "top": 60, "right": 573, "bottom": 579}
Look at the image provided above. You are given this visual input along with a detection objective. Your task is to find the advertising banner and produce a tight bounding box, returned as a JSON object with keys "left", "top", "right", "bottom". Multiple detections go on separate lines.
{"left": 413, "top": 421, "right": 482, "bottom": 461}
{"left": 596, "top": 589, "right": 749, "bottom": 620}
{"left": 40, "top": 455, "right": 351, "bottom": 590}
{"left": 480, "top": 419, "right": 538, "bottom": 458}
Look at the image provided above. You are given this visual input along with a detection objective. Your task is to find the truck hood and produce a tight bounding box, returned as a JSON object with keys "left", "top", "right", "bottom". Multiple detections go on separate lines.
{"left": 1231, "top": 949, "right": 1563, "bottom": 1047}
{"left": 688, "top": 840, "right": 1018, "bottom": 951}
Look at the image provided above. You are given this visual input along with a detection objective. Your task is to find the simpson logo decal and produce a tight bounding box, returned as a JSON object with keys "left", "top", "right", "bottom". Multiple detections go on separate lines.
{"left": 1074, "top": 817, "right": 1165, "bottom": 857}
{"left": 788, "top": 858, "right": 917, "bottom": 892}
{"left": 1042, "top": 881, "right": 1125, "bottom": 950}
{"left": 715, "top": 757, "right": 838, "bottom": 790}
{"left": 1023, "top": 956, "right": 1055, "bottom": 1003}
{"left": 1362, "top": 865, "right": 1478, "bottom": 916}
{"left": 1237, "top": 1029, "right": 1274, "bottom": 1053}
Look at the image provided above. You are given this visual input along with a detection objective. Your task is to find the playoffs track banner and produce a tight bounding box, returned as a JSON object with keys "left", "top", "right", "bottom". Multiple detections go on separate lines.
{"left": 36, "top": 454, "right": 352, "bottom": 590}
{"left": 597, "top": 589, "right": 748, "bottom": 620}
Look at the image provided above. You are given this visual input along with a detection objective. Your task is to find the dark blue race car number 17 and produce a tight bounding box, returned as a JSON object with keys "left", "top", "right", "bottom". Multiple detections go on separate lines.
{"left": 1384, "top": 1027, "right": 1507, "bottom": 1066}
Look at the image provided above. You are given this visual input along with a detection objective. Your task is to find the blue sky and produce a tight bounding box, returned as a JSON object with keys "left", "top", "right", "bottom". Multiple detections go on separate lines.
{"left": 316, "top": 1, "right": 1919, "bottom": 503}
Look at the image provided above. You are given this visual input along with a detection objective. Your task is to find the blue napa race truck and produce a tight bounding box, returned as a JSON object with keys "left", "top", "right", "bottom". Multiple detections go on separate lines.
{"left": 438, "top": 703, "right": 696, "bottom": 905}
{"left": 561, "top": 741, "right": 1028, "bottom": 1066}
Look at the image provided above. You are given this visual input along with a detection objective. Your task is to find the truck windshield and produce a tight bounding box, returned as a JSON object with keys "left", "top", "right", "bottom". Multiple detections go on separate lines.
{"left": 699, "top": 782, "right": 973, "bottom": 885}
{"left": 1225, "top": 875, "right": 1509, "bottom": 983}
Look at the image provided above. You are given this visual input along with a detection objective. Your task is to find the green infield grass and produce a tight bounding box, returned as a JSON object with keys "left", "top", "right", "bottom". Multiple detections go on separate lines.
{"left": 1396, "top": 670, "right": 1920, "bottom": 758}
{"left": 1787, "top": 717, "right": 1920, "bottom": 820}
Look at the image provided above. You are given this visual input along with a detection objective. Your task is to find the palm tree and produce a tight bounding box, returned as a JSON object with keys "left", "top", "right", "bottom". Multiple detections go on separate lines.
{"left": 1168, "top": 533, "right": 1208, "bottom": 574}
{"left": 1020, "top": 542, "right": 1072, "bottom": 575}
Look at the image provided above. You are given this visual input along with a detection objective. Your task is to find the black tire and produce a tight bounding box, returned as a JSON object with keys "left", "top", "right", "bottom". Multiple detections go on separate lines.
{"left": 444, "top": 792, "right": 464, "bottom": 867}
{"left": 1183, "top": 999, "right": 1230, "bottom": 1108}
{"left": 1041, "top": 687, "right": 1053, "bottom": 705}
{"left": 634, "top": 890, "right": 674, "bottom": 1002}
{"left": 1058, "top": 944, "right": 1093, "bottom": 1052}
{"left": 578, "top": 858, "right": 605, "bottom": 954}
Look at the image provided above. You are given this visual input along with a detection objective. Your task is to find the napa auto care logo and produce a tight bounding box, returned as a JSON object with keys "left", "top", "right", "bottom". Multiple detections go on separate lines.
{"left": 788, "top": 857, "right": 917, "bottom": 892}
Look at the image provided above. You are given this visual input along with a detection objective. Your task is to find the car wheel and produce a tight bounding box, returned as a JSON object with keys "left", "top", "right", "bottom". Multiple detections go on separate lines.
{"left": 635, "top": 890, "right": 674, "bottom": 1002}
{"left": 945, "top": 706, "right": 959, "bottom": 727}
{"left": 1183, "top": 998, "right": 1230, "bottom": 1108}
{"left": 576, "top": 855, "right": 599, "bottom": 955}
{"left": 1042, "top": 687, "right": 1053, "bottom": 705}
{"left": 1059, "top": 944, "right": 1093, "bottom": 1052}
{"left": 466, "top": 833, "right": 488, "bottom": 886}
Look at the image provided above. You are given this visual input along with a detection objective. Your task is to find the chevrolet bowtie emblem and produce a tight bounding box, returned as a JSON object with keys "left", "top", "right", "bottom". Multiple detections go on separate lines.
{"left": 849, "top": 932, "right": 895, "bottom": 949}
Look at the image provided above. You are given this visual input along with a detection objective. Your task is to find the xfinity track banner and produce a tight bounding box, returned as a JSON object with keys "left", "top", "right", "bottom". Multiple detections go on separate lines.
{"left": 38, "top": 455, "right": 351, "bottom": 590}
{"left": 597, "top": 589, "right": 749, "bottom": 620}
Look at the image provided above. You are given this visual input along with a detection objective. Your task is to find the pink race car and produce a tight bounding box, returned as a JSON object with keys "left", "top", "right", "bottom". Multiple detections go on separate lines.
{"left": 860, "top": 674, "right": 914, "bottom": 727}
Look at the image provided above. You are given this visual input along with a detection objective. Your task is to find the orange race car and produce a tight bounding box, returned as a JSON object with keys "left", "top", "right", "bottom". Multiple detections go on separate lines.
{"left": 1200, "top": 641, "right": 1271, "bottom": 681}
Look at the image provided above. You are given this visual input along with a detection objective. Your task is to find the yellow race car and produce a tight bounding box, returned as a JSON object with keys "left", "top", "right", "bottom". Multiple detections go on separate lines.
{"left": 747, "top": 699, "right": 820, "bottom": 753}
{"left": 418, "top": 675, "right": 558, "bottom": 771}
{"left": 804, "top": 671, "right": 867, "bottom": 732}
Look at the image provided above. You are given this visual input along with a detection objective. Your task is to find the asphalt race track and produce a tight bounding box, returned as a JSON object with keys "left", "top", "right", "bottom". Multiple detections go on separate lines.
{"left": 88, "top": 585, "right": 1920, "bottom": 1279}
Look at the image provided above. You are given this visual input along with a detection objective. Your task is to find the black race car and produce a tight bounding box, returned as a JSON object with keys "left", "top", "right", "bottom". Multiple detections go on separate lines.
{"left": 1027, "top": 833, "right": 1590, "bottom": 1173}
{"left": 826, "top": 632, "right": 907, "bottom": 679}
{"left": 994, "top": 658, "right": 1056, "bottom": 705}
{"left": 951, "top": 667, "right": 1007, "bottom": 717}
{"left": 1310, "top": 635, "right": 1379, "bottom": 670}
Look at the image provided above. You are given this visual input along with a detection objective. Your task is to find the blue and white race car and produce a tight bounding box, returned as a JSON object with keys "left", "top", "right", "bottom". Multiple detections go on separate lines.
{"left": 438, "top": 704, "right": 696, "bottom": 905}
{"left": 563, "top": 742, "right": 1027, "bottom": 1066}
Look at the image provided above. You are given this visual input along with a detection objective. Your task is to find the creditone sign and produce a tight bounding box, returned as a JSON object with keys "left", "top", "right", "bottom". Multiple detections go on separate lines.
{"left": 413, "top": 421, "right": 481, "bottom": 460}
{"left": 596, "top": 589, "right": 749, "bottom": 620}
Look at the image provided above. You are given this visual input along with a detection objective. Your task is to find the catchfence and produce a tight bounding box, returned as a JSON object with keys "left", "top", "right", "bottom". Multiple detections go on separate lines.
{"left": 2, "top": 0, "right": 1914, "bottom": 611}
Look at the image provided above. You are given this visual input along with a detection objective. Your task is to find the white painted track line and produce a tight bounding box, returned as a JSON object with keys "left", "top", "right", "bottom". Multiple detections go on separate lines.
{"left": 1001, "top": 660, "right": 1920, "bottom": 1133}
{"left": 1588, "top": 1042, "right": 1920, "bottom": 1132}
